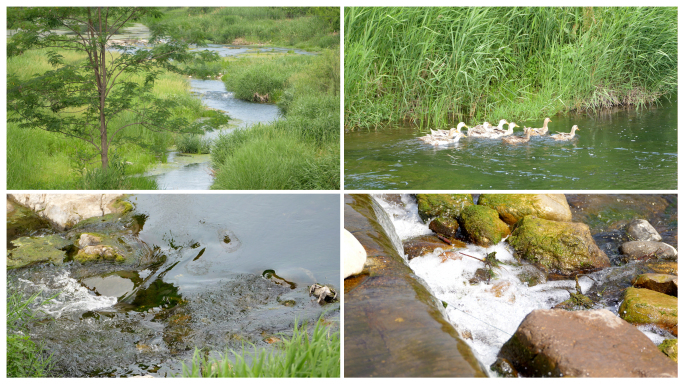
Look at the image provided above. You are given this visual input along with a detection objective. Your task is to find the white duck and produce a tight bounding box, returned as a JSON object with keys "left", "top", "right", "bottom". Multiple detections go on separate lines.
{"left": 469, "top": 119, "right": 508, "bottom": 138}
{"left": 550, "top": 125, "right": 580, "bottom": 141}
{"left": 502, "top": 127, "right": 532, "bottom": 144}
{"left": 489, "top": 122, "right": 519, "bottom": 138}
{"left": 418, "top": 123, "right": 466, "bottom": 145}
{"left": 431, "top": 122, "right": 468, "bottom": 137}
{"left": 527, "top": 117, "right": 552, "bottom": 136}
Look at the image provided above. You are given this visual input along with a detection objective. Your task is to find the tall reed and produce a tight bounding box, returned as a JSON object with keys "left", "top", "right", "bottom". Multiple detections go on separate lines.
{"left": 345, "top": 7, "right": 677, "bottom": 130}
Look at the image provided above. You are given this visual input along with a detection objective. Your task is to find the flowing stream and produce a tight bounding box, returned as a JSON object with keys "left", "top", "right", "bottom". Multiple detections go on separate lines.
{"left": 8, "top": 194, "right": 340, "bottom": 377}
{"left": 370, "top": 194, "right": 677, "bottom": 376}
{"left": 345, "top": 99, "right": 677, "bottom": 190}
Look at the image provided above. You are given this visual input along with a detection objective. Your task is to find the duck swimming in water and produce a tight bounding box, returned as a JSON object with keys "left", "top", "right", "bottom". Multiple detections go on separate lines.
{"left": 527, "top": 117, "right": 552, "bottom": 136}
{"left": 488, "top": 122, "right": 519, "bottom": 138}
{"left": 550, "top": 125, "right": 580, "bottom": 141}
{"left": 502, "top": 127, "right": 532, "bottom": 144}
{"left": 418, "top": 122, "right": 467, "bottom": 145}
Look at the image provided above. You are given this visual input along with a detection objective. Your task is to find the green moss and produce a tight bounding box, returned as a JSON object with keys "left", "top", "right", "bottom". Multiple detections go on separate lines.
{"left": 110, "top": 196, "right": 133, "bottom": 214}
{"left": 7, "top": 235, "right": 70, "bottom": 269}
{"left": 415, "top": 194, "right": 473, "bottom": 221}
{"left": 460, "top": 205, "right": 510, "bottom": 246}
{"left": 619, "top": 287, "right": 677, "bottom": 334}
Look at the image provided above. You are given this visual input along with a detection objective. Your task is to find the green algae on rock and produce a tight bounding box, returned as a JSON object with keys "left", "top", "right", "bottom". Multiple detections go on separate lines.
{"left": 460, "top": 205, "right": 510, "bottom": 247}
{"left": 508, "top": 217, "right": 610, "bottom": 276}
{"left": 658, "top": 339, "right": 678, "bottom": 363}
{"left": 478, "top": 194, "right": 571, "bottom": 225}
{"left": 619, "top": 287, "right": 678, "bottom": 336}
{"left": 415, "top": 194, "right": 473, "bottom": 222}
{"left": 428, "top": 216, "right": 459, "bottom": 238}
{"left": 7, "top": 234, "right": 71, "bottom": 269}
{"left": 632, "top": 273, "right": 678, "bottom": 296}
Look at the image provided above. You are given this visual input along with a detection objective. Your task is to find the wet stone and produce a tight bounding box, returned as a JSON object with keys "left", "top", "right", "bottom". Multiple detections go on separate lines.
{"left": 403, "top": 235, "right": 465, "bottom": 260}
{"left": 620, "top": 241, "right": 677, "bottom": 261}
{"left": 478, "top": 194, "right": 572, "bottom": 225}
{"left": 498, "top": 309, "right": 677, "bottom": 377}
{"left": 459, "top": 205, "right": 510, "bottom": 247}
{"left": 415, "top": 194, "right": 474, "bottom": 222}
{"left": 632, "top": 273, "right": 677, "bottom": 296}
{"left": 626, "top": 219, "right": 662, "bottom": 242}
{"left": 490, "top": 357, "right": 518, "bottom": 378}
{"left": 428, "top": 216, "right": 459, "bottom": 238}
{"left": 619, "top": 287, "right": 678, "bottom": 336}
{"left": 658, "top": 339, "right": 677, "bottom": 363}
{"left": 82, "top": 275, "right": 135, "bottom": 298}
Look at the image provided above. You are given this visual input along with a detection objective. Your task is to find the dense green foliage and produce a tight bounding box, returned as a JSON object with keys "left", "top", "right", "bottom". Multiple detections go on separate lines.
{"left": 7, "top": 283, "right": 54, "bottom": 378}
{"left": 182, "top": 319, "right": 340, "bottom": 378}
{"left": 345, "top": 7, "right": 677, "bottom": 130}
{"left": 143, "top": 7, "right": 339, "bottom": 51}
{"left": 176, "top": 134, "right": 213, "bottom": 154}
{"left": 211, "top": 50, "right": 340, "bottom": 190}
{"left": 7, "top": 49, "right": 209, "bottom": 189}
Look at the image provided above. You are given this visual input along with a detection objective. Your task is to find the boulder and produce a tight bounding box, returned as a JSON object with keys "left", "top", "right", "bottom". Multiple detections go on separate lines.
{"left": 498, "top": 309, "right": 677, "bottom": 377}
{"left": 78, "top": 233, "right": 102, "bottom": 248}
{"left": 9, "top": 194, "right": 128, "bottom": 230}
{"left": 619, "top": 287, "right": 677, "bottom": 336}
{"left": 428, "top": 217, "right": 459, "bottom": 238}
{"left": 626, "top": 219, "right": 662, "bottom": 242}
{"left": 478, "top": 194, "right": 571, "bottom": 225}
{"left": 645, "top": 261, "right": 678, "bottom": 276}
{"left": 632, "top": 273, "right": 677, "bottom": 296}
{"left": 343, "top": 229, "right": 367, "bottom": 279}
{"left": 415, "top": 194, "right": 473, "bottom": 222}
{"left": 403, "top": 235, "right": 465, "bottom": 260}
{"left": 7, "top": 199, "right": 14, "bottom": 214}
{"left": 7, "top": 235, "right": 70, "bottom": 269}
{"left": 460, "top": 205, "right": 510, "bottom": 247}
{"left": 508, "top": 217, "right": 610, "bottom": 276}
{"left": 620, "top": 241, "right": 677, "bottom": 261}
{"left": 658, "top": 339, "right": 677, "bottom": 363}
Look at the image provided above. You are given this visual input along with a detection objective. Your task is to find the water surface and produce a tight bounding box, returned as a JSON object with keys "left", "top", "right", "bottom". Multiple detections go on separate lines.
{"left": 345, "top": 100, "right": 677, "bottom": 190}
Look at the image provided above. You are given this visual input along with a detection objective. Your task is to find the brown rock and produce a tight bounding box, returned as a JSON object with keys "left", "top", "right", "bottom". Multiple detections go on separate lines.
{"left": 428, "top": 217, "right": 459, "bottom": 238}
{"left": 619, "top": 287, "right": 678, "bottom": 336}
{"left": 620, "top": 241, "right": 677, "bottom": 261}
{"left": 646, "top": 261, "right": 678, "bottom": 276}
{"left": 632, "top": 273, "right": 677, "bottom": 296}
{"left": 498, "top": 309, "right": 677, "bottom": 377}
{"left": 478, "top": 194, "right": 571, "bottom": 225}
{"left": 403, "top": 235, "right": 465, "bottom": 260}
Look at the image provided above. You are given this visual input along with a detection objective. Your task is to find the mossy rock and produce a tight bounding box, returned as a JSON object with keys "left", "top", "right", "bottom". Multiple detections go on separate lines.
{"left": 428, "top": 216, "right": 459, "bottom": 238}
{"left": 74, "top": 245, "right": 126, "bottom": 263}
{"left": 460, "top": 205, "right": 510, "bottom": 247}
{"left": 110, "top": 197, "right": 133, "bottom": 214}
{"left": 415, "top": 194, "right": 473, "bottom": 222}
{"left": 478, "top": 194, "right": 571, "bottom": 225}
{"left": 658, "top": 339, "right": 677, "bottom": 363}
{"left": 646, "top": 261, "right": 678, "bottom": 276}
{"left": 7, "top": 235, "right": 71, "bottom": 269}
{"left": 632, "top": 273, "right": 677, "bottom": 296}
{"left": 508, "top": 217, "right": 610, "bottom": 276}
{"left": 619, "top": 287, "right": 678, "bottom": 336}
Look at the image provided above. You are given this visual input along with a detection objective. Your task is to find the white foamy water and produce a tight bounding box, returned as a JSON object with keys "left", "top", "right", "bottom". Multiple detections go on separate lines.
{"left": 374, "top": 194, "right": 599, "bottom": 373}
{"left": 18, "top": 270, "right": 118, "bottom": 318}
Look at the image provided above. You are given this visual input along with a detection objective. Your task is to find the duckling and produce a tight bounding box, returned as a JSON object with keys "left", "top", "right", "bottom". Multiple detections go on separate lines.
{"left": 550, "top": 125, "right": 580, "bottom": 141}
{"left": 527, "top": 117, "right": 552, "bottom": 136}
{"left": 468, "top": 121, "right": 493, "bottom": 137}
{"left": 489, "top": 122, "right": 519, "bottom": 138}
{"left": 502, "top": 127, "right": 532, "bottom": 144}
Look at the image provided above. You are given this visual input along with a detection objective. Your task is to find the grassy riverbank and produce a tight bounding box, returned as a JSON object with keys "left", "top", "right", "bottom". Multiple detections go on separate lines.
{"left": 7, "top": 49, "right": 212, "bottom": 189}
{"left": 143, "top": 7, "right": 339, "bottom": 51}
{"left": 210, "top": 50, "right": 340, "bottom": 190}
{"left": 182, "top": 319, "right": 340, "bottom": 377}
{"left": 345, "top": 7, "right": 677, "bottom": 130}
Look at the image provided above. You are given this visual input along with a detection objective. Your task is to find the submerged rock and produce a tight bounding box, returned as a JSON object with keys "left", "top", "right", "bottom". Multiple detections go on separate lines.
{"left": 490, "top": 357, "right": 518, "bottom": 378}
{"left": 9, "top": 194, "right": 129, "bottom": 230}
{"left": 498, "top": 309, "right": 677, "bottom": 377}
{"left": 459, "top": 205, "right": 510, "bottom": 247}
{"left": 508, "top": 217, "right": 610, "bottom": 276}
{"left": 632, "top": 273, "right": 677, "bottom": 296}
{"left": 658, "top": 339, "right": 678, "bottom": 363}
{"left": 620, "top": 241, "right": 677, "bottom": 261}
{"left": 403, "top": 235, "right": 465, "bottom": 260}
{"left": 7, "top": 235, "right": 70, "bottom": 269}
{"left": 415, "top": 194, "right": 473, "bottom": 222}
{"left": 477, "top": 194, "right": 571, "bottom": 225}
{"left": 626, "top": 219, "right": 662, "bottom": 242}
{"left": 619, "top": 287, "right": 678, "bottom": 336}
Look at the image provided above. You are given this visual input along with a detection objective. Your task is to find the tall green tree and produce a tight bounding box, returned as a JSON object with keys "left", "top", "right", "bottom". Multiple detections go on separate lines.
{"left": 7, "top": 7, "right": 225, "bottom": 169}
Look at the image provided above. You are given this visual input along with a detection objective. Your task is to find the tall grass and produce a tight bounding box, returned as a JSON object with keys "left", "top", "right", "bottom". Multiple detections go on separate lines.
{"left": 176, "top": 134, "right": 212, "bottom": 154}
{"left": 182, "top": 319, "right": 340, "bottom": 378}
{"left": 211, "top": 49, "right": 340, "bottom": 190}
{"left": 7, "top": 48, "right": 207, "bottom": 189}
{"left": 143, "top": 7, "right": 339, "bottom": 51}
{"left": 7, "top": 283, "right": 55, "bottom": 378}
{"left": 345, "top": 7, "right": 677, "bottom": 130}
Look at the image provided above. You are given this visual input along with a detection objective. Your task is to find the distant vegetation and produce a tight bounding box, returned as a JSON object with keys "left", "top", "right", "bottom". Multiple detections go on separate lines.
{"left": 143, "top": 7, "right": 339, "bottom": 51}
{"left": 345, "top": 7, "right": 677, "bottom": 130}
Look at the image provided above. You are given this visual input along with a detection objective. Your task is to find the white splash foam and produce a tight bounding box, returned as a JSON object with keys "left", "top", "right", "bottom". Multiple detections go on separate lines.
{"left": 19, "top": 270, "right": 117, "bottom": 318}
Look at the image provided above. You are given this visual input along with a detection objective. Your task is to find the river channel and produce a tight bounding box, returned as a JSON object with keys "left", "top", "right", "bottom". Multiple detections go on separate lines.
{"left": 344, "top": 99, "right": 677, "bottom": 190}
{"left": 7, "top": 194, "right": 340, "bottom": 377}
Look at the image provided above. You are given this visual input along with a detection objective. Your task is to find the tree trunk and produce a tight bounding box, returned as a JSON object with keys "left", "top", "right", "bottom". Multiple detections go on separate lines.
{"left": 97, "top": 7, "right": 109, "bottom": 169}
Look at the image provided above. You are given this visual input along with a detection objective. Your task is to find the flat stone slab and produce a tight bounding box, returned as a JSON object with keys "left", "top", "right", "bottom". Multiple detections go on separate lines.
{"left": 344, "top": 194, "right": 483, "bottom": 377}
{"left": 9, "top": 194, "right": 126, "bottom": 230}
{"left": 498, "top": 309, "right": 677, "bottom": 377}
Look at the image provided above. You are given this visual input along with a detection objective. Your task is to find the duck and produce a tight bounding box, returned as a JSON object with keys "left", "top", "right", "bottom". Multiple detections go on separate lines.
{"left": 488, "top": 122, "right": 519, "bottom": 138}
{"left": 502, "top": 127, "right": 532, "bottom": 144}
{"left": 468, "top": 121, "right": 493, "bottom": 137}
{"left": 527, "top": 117, "right": 552, "bottom": 136}
{"left": 418, "top": 123, "right": 467, "bottom": 145}
{"left": 550, "top": 125, "right": 580, "bottom": 141}
{"left": 431, "top": 122, "right": 468, "bottom": 137}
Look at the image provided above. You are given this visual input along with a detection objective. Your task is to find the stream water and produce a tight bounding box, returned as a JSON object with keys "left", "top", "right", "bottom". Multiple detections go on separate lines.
{"left": 7, "top": 194, "right": 340, "bottom": 377}
{"left": 345, "top": 99, "right": 677, "bottom": 190}
{"left": 370, "top": 194, "right": 677, "bottom": 376}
